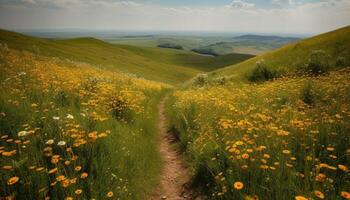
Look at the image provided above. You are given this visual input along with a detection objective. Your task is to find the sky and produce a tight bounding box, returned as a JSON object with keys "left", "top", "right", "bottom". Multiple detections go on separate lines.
{"left": 0, "top": 0, "right": 349, "bottom": 35}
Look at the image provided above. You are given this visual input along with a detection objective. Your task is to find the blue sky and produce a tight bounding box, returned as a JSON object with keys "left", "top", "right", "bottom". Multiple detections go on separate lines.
{"left": 0, "top": 0, "right": 349, "bottom": 34}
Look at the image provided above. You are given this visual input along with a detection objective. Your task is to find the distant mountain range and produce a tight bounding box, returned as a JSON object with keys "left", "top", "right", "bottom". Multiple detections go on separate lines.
{"left": 191, "top": 34, "right": 301, "bottom": 56}
{"left": 233, "top": 34, "right": 300, "bottom": 43}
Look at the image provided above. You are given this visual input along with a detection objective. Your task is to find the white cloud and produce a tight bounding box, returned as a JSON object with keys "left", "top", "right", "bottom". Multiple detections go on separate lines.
{"left": 0, "top": 0, "right": 349, "bottom": 34}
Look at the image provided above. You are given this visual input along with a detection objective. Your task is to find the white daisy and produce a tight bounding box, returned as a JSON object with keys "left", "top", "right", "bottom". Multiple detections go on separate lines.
{"left": 57, "top": 141, "right": 66, "bottom": 146}
{"left": 53, "top": 116, "right": 60, "bottom": 120}
{"left": 46, "top": 139, "right": 54, "bottom": 145}
{"left": 66, "top": 114, "right": 74, "bottom": 119}
{"left": 17, "top": 130, "right": 28, "bottom": 137}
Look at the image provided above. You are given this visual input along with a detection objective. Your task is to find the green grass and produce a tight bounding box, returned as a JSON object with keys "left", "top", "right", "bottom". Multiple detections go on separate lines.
{"left": 2, "top": 25, "right": 350, "bottom": 200}
{"left": 166, "top": 69, "right": 350, "bottom": 200}
{"left": 0, "top": 29, "right": 253, "bottom": 85}
{"left": 165, "top": 26, "right": 350, "bottom": 200}
{"left": 0, "top": 47, "right": 169, "bottom": 200}
{"left": 0, "top": 28, "right": 252, "bottom": 200}
{"left": 211, "top": 26, "right": 350, "bottom": 82}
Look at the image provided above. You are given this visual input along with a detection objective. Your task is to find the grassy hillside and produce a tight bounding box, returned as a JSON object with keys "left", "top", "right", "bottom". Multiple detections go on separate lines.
{"left": 0, "top": 29, "right": 253, "bottom": 85}
{"left": 166, "top": 26, "right": 350, "bottom": 199}
{"left": 3, "top": 25, "right": 349, "bottom": 200}
{"left": 0, "top": 46, "right": 171, "bottom": 199}
{"left": 212, "top": 26, "right": 350, "bottom": 81}
{"left": 167, "top": 68, "right": 350, "bottom": 199}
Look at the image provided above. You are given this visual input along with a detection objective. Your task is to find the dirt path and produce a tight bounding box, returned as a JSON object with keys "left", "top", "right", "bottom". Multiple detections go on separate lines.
{"left": 148, "top": 97, "right": 197, "bottom": 200}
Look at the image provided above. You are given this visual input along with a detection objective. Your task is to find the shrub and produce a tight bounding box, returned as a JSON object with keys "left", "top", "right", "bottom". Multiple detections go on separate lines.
{"left": 301, "top": 81, "right": 314, "bottom": 105}
{"left": 192, "top": 74, "right": 208, "bottom": 87}
{"left": 248, "top": 60, "right": 277, "bottom": 82}
{"left": 305, "top": 50, "right": 330, "bottom": 75}
{"left": 213, "top": 76, "right": 228, "bottom": 85}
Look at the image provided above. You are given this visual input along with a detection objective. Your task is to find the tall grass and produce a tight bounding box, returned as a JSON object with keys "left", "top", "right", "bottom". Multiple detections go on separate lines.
{"left": 0, "top": 46, "right": 169, "bottom": 199}
{"left": 166, "top": 69, "right": 350, "bottom": 199}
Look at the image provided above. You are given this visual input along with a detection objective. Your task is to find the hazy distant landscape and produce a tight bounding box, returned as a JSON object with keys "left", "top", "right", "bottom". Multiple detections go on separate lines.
{"left": 0, "top": 0, "right": 350, "bottom": 200}
{"left": 22, "top": 30, "right": 302, "bottom": 55}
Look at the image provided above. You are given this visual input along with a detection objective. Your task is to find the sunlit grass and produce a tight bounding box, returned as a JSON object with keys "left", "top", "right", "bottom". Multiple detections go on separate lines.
{"left": 167, "top": 68, "right": 350, "bottom": 199}
{"left": 0, "top": 45, "right": 170, "bottom": 199}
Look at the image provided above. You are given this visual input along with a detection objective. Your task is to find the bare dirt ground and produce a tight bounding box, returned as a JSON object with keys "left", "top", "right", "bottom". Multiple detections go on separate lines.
{"left": 148, "top": 97, "right": 199, "bottom": 200}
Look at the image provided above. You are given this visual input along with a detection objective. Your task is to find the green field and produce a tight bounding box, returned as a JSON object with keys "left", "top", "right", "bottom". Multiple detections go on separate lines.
{"left": 1, "top": 25, "right": 350, "bottom": 200}
{"left": 0, "top": 29, "right": 253, "bottom": 85}
{"left": 166, "top": 26, "right": 350, "bottom": 199}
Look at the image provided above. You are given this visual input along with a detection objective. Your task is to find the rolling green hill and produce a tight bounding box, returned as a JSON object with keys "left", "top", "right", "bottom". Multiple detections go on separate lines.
{"left": 211, "top": 26, "right": 350, "bottom": 81}
{"left": 105, "top": 34, "right": 300, "bottom": 56}
{"left": 0, "top": 29, "right": 253, "bottom": 85}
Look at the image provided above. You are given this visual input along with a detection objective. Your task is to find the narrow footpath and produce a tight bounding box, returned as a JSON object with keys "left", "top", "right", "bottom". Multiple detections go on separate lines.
{"left": 149, "top": 97, "right": 197, "bottom": 200}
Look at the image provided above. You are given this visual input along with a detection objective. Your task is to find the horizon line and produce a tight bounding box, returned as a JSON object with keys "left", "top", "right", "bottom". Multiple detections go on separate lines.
{"left": 2, "top": 27, "right": 318, "bottom": 37}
